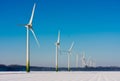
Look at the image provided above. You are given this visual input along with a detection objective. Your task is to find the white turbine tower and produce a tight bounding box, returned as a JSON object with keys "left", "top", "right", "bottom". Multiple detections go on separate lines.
{"left": 20, "top": 3, "right": 40, "bottom": 72}
{"left": 76, "top": 54, "right": 79, "bottom": 68}
{"left": 55, "top": 31, "right": 60, "bottom": 71}
{"left": 81, "top": 52, "right": 86, "bottom": 68}
{"left": 67, "top": 42, "right": 74, "bottom": 71}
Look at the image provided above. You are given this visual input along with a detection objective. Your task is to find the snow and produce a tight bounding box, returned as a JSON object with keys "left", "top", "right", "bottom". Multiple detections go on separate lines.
{"left": 0, "top": 71, "right": 120, "bottom": 81}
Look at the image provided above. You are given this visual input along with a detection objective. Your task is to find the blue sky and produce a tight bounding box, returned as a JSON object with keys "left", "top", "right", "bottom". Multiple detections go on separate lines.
{"left": 0, "top": 0, "right": 120, "bottom": 67}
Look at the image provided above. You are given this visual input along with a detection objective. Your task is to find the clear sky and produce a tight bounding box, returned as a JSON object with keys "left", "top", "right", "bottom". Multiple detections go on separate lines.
{"left": 0, "top": 0, "right": 120, "bottom": 67}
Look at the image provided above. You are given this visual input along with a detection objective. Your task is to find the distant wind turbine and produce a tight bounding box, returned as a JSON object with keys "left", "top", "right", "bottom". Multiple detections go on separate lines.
{"left": 55, "top": 31, "right": 60, "bottom": 71}
{"left": 67, "top": 42, "right": 74, "bottom": 71}
{"left": 20, "top": 3, "right": 40, "bottom": 72}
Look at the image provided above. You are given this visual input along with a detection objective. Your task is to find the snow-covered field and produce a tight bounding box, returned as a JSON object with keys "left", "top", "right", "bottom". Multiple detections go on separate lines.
{"left": 0, "top": 71, "right": 120, "bottom": 81}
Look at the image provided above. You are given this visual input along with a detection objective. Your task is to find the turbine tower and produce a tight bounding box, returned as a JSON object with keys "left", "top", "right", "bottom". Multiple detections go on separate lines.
{"left": 76, "top": 54, "right": 79, "bottom": 68}
{"left": 20, "top": 3, "right": 40, "bottom": 72}
{"left": 68, "top": 42, "right": 74, "bottom": 71}
{"left": 55, "top": 31, "right": 60, "bottom": 71}
{"left": 81, "top": 52, "right": 86, "bottom": 68}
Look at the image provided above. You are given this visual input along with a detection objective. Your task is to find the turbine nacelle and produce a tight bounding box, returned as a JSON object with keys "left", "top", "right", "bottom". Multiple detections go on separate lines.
{"left": 55, "top": 42, "right": 60, "bottom": 46}
{"left": 56, "top": 42, "right": 60, "bottom": 45}
{"left": 67, "top": 52, "right": 71, "bottom": 56}
{"left": 25, "top": 24, "right": 32, "bottom": 29}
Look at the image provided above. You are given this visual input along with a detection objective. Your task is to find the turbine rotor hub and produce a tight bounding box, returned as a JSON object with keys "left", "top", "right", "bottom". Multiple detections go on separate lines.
{"left": 27, "top": 24, "right": 32, "bottom": 29}
{"left": 57, "top": 42, "right": 60, "bottom": 45}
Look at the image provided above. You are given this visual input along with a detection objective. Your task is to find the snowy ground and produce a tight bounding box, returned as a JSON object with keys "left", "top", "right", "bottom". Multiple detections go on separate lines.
{"left": 0, "top": 71, "right": 120, "bottom": 81}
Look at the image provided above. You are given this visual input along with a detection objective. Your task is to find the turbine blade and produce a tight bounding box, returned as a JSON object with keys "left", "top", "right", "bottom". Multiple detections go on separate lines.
{"left": 29, "top": 3, "right": 36, "bottom": 24}
{"left": 57, "top": 30, "right": 60, "bottom": 43}
{"left": 18, "top": 24, "right": 26, "bottom": 26}
{"left": 69, "top": 41, "right": 74, "bottom": 51}
{"left": 30, "top": 28, "right": 40, "bottom": 47}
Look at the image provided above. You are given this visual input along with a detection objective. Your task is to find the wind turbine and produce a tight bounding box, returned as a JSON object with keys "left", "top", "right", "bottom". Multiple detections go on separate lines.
{"left": 20, "top": 3, "right": 40, "bottom": 72}
{"left": 55, "top": 31, "right": 60, "bottom": 71}
{"left": 67, "top": 42, "right": 74, "bottom": 71}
